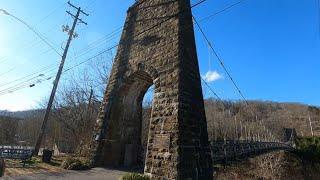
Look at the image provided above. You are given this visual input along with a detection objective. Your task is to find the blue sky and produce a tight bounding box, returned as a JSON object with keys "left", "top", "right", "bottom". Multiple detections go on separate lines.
{"left": 0, "top": 0, "right": 319, "bottom": 111}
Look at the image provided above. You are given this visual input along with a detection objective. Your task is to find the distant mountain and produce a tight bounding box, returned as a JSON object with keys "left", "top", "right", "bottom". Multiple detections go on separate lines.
{"left": 0, "top": 109, "right": 45, "bottom": 119}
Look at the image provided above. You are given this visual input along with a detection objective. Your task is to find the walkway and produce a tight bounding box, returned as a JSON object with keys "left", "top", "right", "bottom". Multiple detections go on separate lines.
{"left": 3, "top": 168, "right": 126, "bottom": 180}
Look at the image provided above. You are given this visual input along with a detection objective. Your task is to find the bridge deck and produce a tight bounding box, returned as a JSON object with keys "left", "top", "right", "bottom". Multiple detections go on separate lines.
{"left": 211, "top": 140, "right": 294, "bottom": 164}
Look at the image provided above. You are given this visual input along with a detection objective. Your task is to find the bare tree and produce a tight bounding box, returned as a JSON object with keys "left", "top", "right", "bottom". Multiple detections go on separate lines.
{"left": 0, "top": 116, "right": 19, "bottom": 145}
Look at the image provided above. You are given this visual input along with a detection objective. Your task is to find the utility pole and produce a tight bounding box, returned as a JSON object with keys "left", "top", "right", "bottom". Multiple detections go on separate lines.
{"left": 33, "top": 1, "right": 88, "bottom": 156}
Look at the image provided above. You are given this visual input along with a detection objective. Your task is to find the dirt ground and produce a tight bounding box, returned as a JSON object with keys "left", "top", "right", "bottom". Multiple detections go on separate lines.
{"left": 3, "top": 156, "right": 65, "bottom": 177}
{"left": 1, "top": 157, "right": 128, "bottom": 180}
{"left": 2, "top": 167, "right": 125, "bottom": 180}
{"left": 4, "top": 152, "right": 319, "bottom": 180}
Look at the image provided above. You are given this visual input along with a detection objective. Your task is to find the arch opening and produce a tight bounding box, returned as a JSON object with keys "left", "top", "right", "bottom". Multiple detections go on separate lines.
{"left": 103, "top": 71, "right": 154, "bottom": 170}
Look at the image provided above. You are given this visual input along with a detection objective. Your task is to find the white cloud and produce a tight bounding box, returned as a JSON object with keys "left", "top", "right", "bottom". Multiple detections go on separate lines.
{"left": 202, "top": 70, "right": 223, "bottom": 83}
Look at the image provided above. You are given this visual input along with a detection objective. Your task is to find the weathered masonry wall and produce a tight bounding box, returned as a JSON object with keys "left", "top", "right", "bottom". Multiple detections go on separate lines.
{"left": 90, "top": 0, "right": 213, "bottom": 179}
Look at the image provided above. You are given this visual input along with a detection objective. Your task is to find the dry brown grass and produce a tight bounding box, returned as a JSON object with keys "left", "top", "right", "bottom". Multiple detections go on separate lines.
{"left": 214, "top": 151, "right": 305, "bottom": 180}
{"left": 4, "top": 156, "right": 67, "bottom": 177}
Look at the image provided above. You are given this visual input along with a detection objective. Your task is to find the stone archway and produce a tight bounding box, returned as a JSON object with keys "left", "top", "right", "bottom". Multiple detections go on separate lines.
{"left": 90, "top": 0, "right": 213, "bottom": 179}
{"left": 97, "top": 70, "right": 154, "bottom": 168}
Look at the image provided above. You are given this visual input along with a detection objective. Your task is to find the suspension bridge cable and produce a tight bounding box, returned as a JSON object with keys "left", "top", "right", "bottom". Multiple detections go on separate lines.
{"left": 193, "top": 16, "right": 277, "bottom": 141}
{"left": 193, "top": 16, "right": 249, "bottom": 106}
{"left": 1, "top": 0, "right": 274, "bottom": 141}
{"left": 201, "top": 77, "right": 223, "bottom": 101}
{"left": 0, "top": 0, "right": 209, "bottom": 96}
{"left": 70, "top": 0, "right": 208, "bottom": 61}
{"left": 0, "top": 0, "right": 206, "bottom": 87}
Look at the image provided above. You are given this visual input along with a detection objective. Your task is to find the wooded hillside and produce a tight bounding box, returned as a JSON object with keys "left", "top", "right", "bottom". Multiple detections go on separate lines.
{"left": 1, "top": 99, "right": 318, "bottom": 154}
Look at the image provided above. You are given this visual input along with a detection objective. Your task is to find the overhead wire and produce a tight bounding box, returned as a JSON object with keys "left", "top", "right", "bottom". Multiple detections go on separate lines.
{"left": 0, "top": 48, "right": 115, "bottom": 96}
{"left": 0, "top": 67, "right": 16, "bottom": 79}
{"left": 0, "top": 64, "right": 57, "bottom": 88}
{"left": 0, "top": 0, "right": 278, "bottom": 142}
{"left": 193, "top": 16, "right": 249, "bottom": 106}
{"left": 0, "top": 2, "right": 67, "bottom": 77}
{"left": 0, "top": 9, "right": 62, "bottom": 56}
{"left": 0, "top": 0, "right": 209, "bottom": 97}
{"left": 193, "top": 9, "right": 277, "bottom": 141}
{"left": 0, "top": 0, "right": 211, "bottom": 88}
{"left": 199, "top": 0, "right": 246, "bottom": 23}
{"left": 3, "top": 0, "right": 242, "bottom": 104}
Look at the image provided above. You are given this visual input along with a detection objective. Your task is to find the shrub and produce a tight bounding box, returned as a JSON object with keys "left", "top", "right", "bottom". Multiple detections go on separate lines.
{"left": 61, "top": 157, "right": 91, "bottom": 170}
{"left": 0, "top": 158, "right": 5, "bottom": 177}
{"left": 296, "top": 137, "right": 320, "bottom": 163}
{"left": 120, "top": 173, "right": 150, "bottom": 180}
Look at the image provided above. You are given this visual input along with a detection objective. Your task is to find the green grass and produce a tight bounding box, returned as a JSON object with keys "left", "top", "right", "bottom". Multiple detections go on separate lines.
{"left": 23, "top": 157, "right": 41, "bottom": 165}
{"left": 296, "top": 137, "right": 320, "bottom": 163}
{"left": 120, "top": 173, "right": 150, "bottom": 180}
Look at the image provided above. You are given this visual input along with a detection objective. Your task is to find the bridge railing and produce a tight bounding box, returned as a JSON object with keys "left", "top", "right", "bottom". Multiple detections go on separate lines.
{"left": 211, "top": 140, "right": 294, "bottom": 164}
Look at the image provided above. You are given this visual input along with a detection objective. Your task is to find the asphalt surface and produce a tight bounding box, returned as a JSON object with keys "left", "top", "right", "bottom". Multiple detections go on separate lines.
{"left": 2, "top": 168, "right": 127, "bottom": 180}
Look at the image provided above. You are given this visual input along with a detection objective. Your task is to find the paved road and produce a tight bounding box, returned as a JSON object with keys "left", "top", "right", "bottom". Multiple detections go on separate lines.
{"left": 2, "top": 168, "right": 126, "bottom": 180}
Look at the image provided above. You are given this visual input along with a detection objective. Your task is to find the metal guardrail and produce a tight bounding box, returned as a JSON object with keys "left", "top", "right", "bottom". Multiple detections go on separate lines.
{"left": 211, "top": 140, "right": 294, "bottom": 164}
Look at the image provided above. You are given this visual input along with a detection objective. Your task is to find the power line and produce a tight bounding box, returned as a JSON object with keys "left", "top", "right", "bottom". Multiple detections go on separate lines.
{"left": 0, "top": 57, "right": 7, "bottom": 65}
{"left": 0, "top": 0, "right": 208, "bottom": 94}
{"left": 0, "top": 27, "right": 120, "bottom": 90}
{"left": 33, "top": 1, "right": 89, "bottom": 155}
{"left": 0, "top": 0, "right": 206, "bottom": 91}
{"left": 0, "top": 17, "right": 69, "bottom": 75}
{"left": 0, "top": 13, "right": 69, "bottom": 77}
{"left": 199, "top": 0, "right": 246, "bottom": 23}
{"left": 0, "top": 46, "right": 115, "bottom": 96}
{"left": 37, "top": 2, "right": 67, "bottom": 24}
{"left": 0, "top": 64, "right": 55, "bottom": 86}
{"left": 85, "top": 1, "right": 97, "bottom": 9}
{"left": 70, "top": 0, "right": 208, "bottom": 62}
{"left": 1, "top": 0, "right": 276, "bottom": 141}
{"left": 1, "top": 0, "right": 226, "bottom": 100}
{"left": 0, "top": 67, "right": 16, "bottom": 78}
{"left": 0, "top": 9, "right": 62, "bottom": 56}
{"left": 0, "top": 3, "right": 76, "bottom": 84}
{"left": 74, "top": 27, "right": 122, "bottom": 58}
{"left": 0, "top": 0, "right": 209, "bottom": 97}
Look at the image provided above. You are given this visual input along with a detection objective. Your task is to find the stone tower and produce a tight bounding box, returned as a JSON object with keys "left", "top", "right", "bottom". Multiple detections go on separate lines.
{"left": 90, "top": 0, "right": 213, "bottom": 179}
